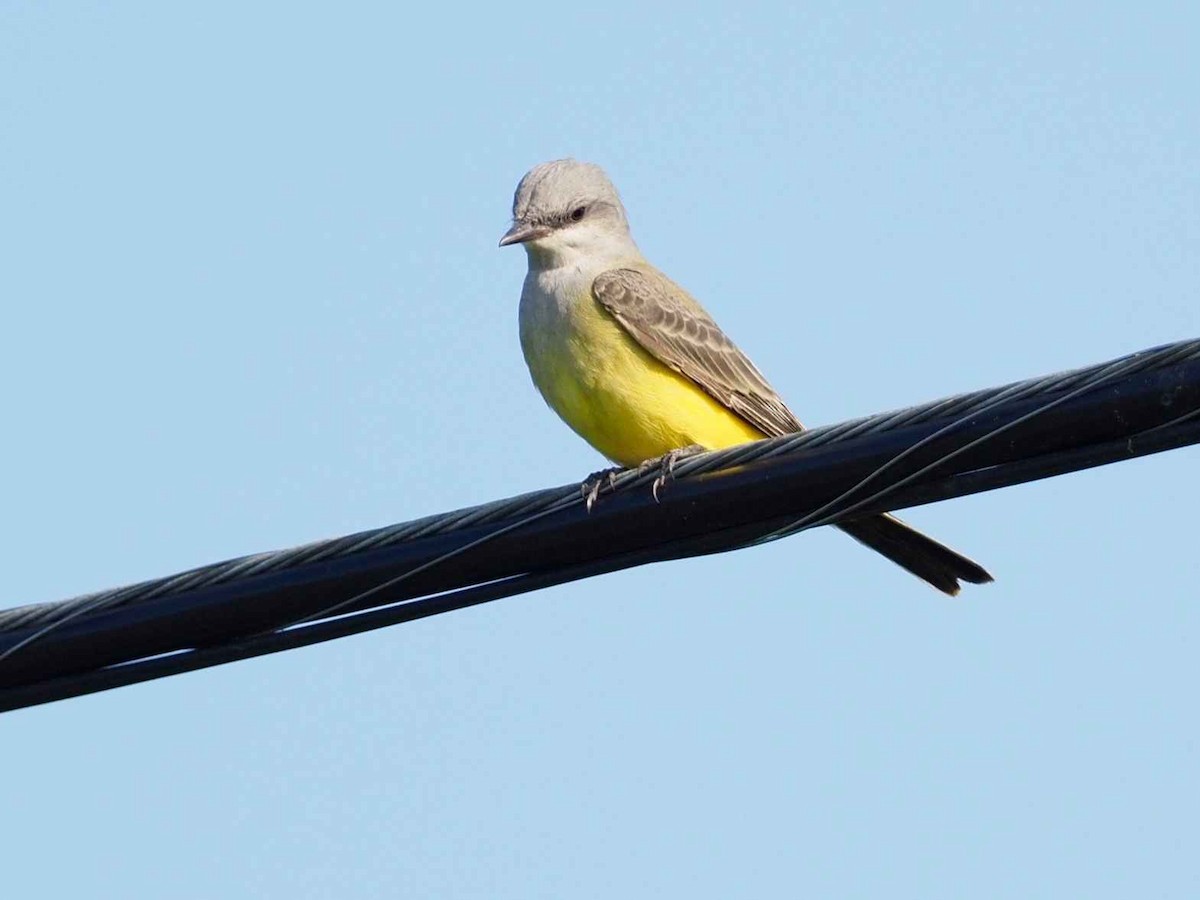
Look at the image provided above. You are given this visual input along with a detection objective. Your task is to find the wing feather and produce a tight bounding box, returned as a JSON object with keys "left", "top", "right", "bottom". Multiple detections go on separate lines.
{"left": 592, "top": 267, "right": 803, "bottom": 436}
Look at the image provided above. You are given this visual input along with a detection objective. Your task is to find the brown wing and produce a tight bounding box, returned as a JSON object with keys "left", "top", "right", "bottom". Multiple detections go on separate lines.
{"left": 592, "top": 267, "right": 803, "bottom": 436}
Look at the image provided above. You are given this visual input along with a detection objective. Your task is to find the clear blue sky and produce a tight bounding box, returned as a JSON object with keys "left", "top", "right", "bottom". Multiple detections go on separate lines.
{"left": 3, "top": 3, "right": 1198, "bottom": 897}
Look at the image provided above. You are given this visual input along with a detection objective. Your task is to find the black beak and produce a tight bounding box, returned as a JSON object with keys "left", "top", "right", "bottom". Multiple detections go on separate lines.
{"left": 498, "top": 221, "right": 552, "bottom": 247}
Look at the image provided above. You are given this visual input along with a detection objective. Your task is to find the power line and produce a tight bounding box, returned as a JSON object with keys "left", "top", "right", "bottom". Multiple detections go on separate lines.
{"left": 2, "top": 338, "right": 1198, "bottom": 712}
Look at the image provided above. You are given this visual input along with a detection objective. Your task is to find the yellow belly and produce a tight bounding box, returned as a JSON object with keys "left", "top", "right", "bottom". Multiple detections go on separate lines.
{"left": 523, "top": 295, "right": 764, "bottom": 466}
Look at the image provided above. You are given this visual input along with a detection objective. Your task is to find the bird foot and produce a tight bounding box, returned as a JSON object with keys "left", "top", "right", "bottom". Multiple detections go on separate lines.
{"left": 639, "top": 444, "right": 706, "bottom": 502}
{"left": 581, "top": 466, "right": 623, "bottom": 512}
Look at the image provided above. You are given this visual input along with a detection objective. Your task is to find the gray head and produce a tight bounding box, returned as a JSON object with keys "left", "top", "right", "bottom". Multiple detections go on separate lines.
{"left": 499, "top": 159, "right": 636, "bottom": 263}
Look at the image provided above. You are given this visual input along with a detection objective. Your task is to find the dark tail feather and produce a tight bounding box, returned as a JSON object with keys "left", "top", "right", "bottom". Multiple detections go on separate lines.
{"left": 836, "top": 514, "right": 993, "bottom": 596}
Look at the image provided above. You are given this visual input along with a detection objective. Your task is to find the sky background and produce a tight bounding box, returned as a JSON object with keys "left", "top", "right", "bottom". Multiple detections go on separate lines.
{"left": 2, "top": 3, "right": 1198, "bottom": 897}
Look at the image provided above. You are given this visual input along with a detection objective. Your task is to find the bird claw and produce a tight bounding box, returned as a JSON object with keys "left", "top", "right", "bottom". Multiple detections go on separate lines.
{"left": 581, "top": 467, "right": 622, "bottom": 512}
{"left": 582, "top": 445, "right": 706, "bottom": 510}
{"left": 641, "top": 445, "right": 705, "bottom": 502}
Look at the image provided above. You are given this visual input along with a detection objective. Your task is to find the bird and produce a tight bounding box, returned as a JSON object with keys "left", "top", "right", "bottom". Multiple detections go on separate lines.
{"left": 499, "top": 159, "right": 992, "bottom": 595}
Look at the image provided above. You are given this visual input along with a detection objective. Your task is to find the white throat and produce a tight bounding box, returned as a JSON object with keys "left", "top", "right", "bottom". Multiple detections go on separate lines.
{"left": 523, "top": 224, "right": 641, "bottom": 273}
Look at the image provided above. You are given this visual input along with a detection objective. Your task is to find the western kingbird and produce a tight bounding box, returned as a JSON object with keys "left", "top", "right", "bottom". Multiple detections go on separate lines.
{"left": 500, "top": 159, "right": 992, "bottom": 595}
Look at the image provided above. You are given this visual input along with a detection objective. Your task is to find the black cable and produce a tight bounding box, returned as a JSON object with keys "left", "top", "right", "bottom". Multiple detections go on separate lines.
{"left": 1, "top": 338, "right": 1198, "bottom": 711}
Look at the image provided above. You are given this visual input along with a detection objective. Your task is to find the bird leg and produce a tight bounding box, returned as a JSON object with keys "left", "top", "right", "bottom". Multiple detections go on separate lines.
{"left": 581, "top": 445, "right": 707, "bottom": 510}
{"left": 639, "top": 444, "right": 706, "bottom": 502}
{"left": 581, "top": 466, "right": 623, "bottom": 512}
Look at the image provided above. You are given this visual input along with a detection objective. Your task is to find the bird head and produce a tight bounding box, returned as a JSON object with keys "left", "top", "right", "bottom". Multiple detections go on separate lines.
{"left": 499, "top": 159, "right": 635, "bottom": 266}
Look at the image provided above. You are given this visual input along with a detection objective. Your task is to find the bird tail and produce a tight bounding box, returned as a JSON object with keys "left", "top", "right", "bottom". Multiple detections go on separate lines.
{"left": 836, "top": 514, "right": 993, "bottom": 596}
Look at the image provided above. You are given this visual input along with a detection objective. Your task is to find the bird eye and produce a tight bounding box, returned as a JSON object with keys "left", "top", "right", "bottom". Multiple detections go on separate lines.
{"left": 570, "top": 206, "right": 587, "bottom": 222}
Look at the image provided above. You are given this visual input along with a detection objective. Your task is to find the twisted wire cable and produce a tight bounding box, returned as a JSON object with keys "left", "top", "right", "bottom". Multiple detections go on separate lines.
{"left": 1, "top": 337, "right": 1198, "bottom": 713}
